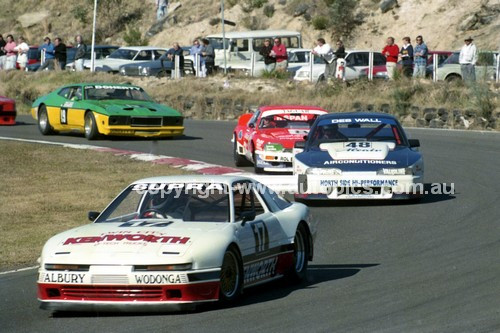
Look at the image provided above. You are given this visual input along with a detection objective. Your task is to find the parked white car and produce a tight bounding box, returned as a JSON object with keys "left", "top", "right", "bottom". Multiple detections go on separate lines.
{"left": 92, "top": 47, "right": 168, "bottom": 73}
{"left": 294, "top": 50, "right": 386, "bottom": 82}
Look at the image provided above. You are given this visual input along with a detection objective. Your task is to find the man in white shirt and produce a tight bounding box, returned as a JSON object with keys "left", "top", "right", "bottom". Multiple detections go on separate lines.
{"left": 459, "top": 36, "right": 478, "bottom": 82}
{"left": 312, "top": 38, "right": 335, "bottom": 82}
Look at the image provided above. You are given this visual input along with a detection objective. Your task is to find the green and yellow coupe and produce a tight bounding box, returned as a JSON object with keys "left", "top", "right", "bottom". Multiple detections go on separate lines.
{"left": 31, "top": 83, "right": 184, "bottom": 140}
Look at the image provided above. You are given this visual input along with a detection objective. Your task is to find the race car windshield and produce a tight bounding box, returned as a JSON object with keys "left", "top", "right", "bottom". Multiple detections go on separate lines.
{"left": 84, "top": 86, "right": 152, "bottom": 101}
{"left": 309, "top": 118, "right": 406, "bottom": 146}
{"left": 108, "top": 48, "right": 137, "bottom": 60}
{"left": 259, "top": 113, "right": 319, "bottom": 129}
{"left": 96, "top": 183, "right": 230, "bottom": 223}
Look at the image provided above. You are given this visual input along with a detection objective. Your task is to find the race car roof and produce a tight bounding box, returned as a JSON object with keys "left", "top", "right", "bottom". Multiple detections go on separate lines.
{"left": 259, "top": 105, "right": 329, "bottom": 112}
{"left": 318, "top": 112, "right": 398, "bottom": 121}
{"left": 131, "top": 175, "right": 257, "bottom": 186}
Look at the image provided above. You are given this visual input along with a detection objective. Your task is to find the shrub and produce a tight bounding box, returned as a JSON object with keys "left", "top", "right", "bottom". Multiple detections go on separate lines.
{"left": 312, "top": 16, "right": 329, "bottom": 30}
{"left": 209, "top": 17, "right": 220, "bottom": 26}
{"left": 263, "top": 4, "right": 275, "bottom": 18}
{"left": 123, "top": 26, "right": 149, "bottom": 46}
{"left": 241, "top": 16, "right": 267, "bottom": 30}
{"left": 261, "top": 69, "right": 290, "bottom": 79}
{"left": 226, "top": 0, "right": 239, "bottom": 8}
{"left": 72, "top": 6, "right": 88, "bottom": 25}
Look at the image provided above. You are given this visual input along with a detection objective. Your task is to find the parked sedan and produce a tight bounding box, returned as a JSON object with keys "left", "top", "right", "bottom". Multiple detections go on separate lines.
{"left": 119, "top": 47, "right": 194, "bottom": 77}
{"left": 433, "top": 51, "right": 498, "bottom": 81}
{"left": 66, "top": 45, "right": 119, "bottom": 70}
{"left": 92, "top": 47, "right": 168, "bottom": 73}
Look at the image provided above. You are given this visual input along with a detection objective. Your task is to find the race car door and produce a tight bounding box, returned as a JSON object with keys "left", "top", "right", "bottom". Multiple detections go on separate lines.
{"left": 232, "top": 181, "right": 288, "bottom": 285}
{"left": 58, "top": 86, "right": 86, "bottom": 129}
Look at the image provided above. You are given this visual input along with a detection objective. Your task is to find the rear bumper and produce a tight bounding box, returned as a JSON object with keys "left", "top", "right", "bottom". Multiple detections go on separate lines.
{"left": 0, "top": 110, "right": 16, "bottom": 125}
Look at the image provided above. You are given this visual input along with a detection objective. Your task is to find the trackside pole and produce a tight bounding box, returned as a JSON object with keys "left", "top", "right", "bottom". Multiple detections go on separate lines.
{"left": 368, "top": 51, "right": 374, "bottom": 81}
{"left": 433, "top": 53, "right": 438, "bottom": 82}
{"left": 496, "top": 54, "right": 499, "bottom": 83}
{"left": 250, "top": 52, "right": 255, "bottom": 77}
{"left": 309, "top": 51, "right": 314, "bottom": 83}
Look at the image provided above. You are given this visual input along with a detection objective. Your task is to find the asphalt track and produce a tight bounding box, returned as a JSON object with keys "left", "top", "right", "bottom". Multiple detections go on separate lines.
{"left": 1, "top": 116, "right": 499, "bottom": 333}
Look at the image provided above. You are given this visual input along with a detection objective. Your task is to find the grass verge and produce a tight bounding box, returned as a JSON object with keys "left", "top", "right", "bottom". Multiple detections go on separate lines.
{"left": 0, "top": 141, "right": 184, "bottom": 271}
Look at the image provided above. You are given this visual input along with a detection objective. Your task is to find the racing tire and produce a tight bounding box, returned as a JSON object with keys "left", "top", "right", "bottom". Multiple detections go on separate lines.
{"left": 37, "top": 105, "right": 54, "bottom": 135}
{"left": 285, "top": 223, "right": 309, "bottom": 283}
{"left": 219, "top": 247, "right": 243, "bottom": 303}
{"left": 84, "top": 111, "right": 100, "bottom": 140}
{"left": 253, "top": 152, "right": 264, "bottom": 174}
{"left": 233, "top": 134, "right": 248, "bottom": 167}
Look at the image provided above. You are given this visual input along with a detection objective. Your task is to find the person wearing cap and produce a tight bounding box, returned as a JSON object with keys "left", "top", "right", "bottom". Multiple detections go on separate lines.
{"left": 459, "top": 36, "right": 478, "bottom": 82}
{"left": 37, "top": 37, "right": 55, "bottom": 71}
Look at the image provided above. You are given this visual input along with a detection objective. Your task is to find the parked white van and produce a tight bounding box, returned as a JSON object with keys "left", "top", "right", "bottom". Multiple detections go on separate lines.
{"left": 204, "top": 30, "right": 302, "bottom": 70}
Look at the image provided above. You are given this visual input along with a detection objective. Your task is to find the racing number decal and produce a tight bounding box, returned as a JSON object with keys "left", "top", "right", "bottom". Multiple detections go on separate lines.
{"left": 346, "top": 142, "right": 371, "bottom": 148}
{"left": 60, "top": 107, "right": 68, "bottom": 124}
{"left": 251, "top": 221, "right": 269, "bottom": 253}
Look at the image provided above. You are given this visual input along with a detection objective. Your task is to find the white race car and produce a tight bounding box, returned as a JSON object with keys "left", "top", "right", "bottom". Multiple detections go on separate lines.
{"left": 37, "top": 175, "right": 315, "bottom": 312}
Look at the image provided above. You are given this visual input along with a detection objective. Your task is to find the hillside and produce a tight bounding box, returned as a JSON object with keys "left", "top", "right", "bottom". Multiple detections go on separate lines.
{"left": 0, "top": 0, "right": 498, "bottom": 51}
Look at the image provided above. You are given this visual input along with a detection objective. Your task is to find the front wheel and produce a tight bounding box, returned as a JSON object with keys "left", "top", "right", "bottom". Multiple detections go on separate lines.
{"left": 84, "top": 112, "right": 100, "bottom": 140}
{"left": 286, "top": 223, "right": 309, "bottom": 283}
{"left": 219, "top": 248, "right": 243, "bottom": 302}
{"left": 38, "top": 105, "right": 54, "bottom": 135}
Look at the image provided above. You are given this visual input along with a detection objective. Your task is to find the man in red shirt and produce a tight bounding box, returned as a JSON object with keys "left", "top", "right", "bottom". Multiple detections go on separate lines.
{"left": 271, "top": 37, "right": 288, "bottom": 72}
{"left": 382, "top": 37, "right": 399, "bottom": 80}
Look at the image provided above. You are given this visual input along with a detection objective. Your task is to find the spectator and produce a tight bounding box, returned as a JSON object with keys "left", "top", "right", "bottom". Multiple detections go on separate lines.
{"left": 4, "top": 34, "right": 17, "bottom": 70}
{"left": 259, "top": 39, "right": 276, "bottom": 72}
{"left": 272, "top": 37, "right": 287, "bottom": 72}
{"left": 382, "top": 37, "right": 399, "bottom": 80}
{"left": 14, "top": 36, "right": 29, "bottom": 71}
{"left": 312, "top": 38, "right": 335, "bottom": 81}
{"left": 37, "top": 37, "right": 55, "bottom": 71}
{"left": 201, "top": 38, "right": 215, "bottom": 76}
{"left": 190, "top": 38, "right": 202, "bottom": 75}
{"left": 459, "top": 36, "right": 478, "bottom": 82}
{"left": 166, "top": 42, "right": 184, "bottom": 76}
{"left": 156, "top": 0, "right": 168, "bottom": 21}
{"left": 74, "top": 35, "right": 86, "bottom": 71}
{"left": 54, "top": 37, "right": 67, "bottom": 70}
{"left": 0, "top": 35, "right": 6, "bottom": 69}
{"left": 413, "top": 35, "right": 428, "bottom": 78}
{"left": 399, "top": 36, "right": 414, "bottom": 78}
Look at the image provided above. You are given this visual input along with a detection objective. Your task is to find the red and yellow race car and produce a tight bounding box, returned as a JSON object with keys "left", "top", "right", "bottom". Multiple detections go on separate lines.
{"left": 0, "top": 96, "right": 16, "bottom": 125}
{"left": 232, "top": 105, "right": 328, "bottom": 173}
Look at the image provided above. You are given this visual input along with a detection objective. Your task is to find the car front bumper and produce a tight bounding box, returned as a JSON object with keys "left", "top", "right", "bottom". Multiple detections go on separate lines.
{"left": 296, "top": 173, "right": 423, "bottom": 199}
{"left": 255, "top": 151, "right": 294, "bottom": 172}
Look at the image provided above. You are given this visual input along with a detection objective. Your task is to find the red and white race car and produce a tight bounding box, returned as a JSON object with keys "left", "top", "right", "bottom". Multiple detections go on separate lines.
{"left": 0, "top": 96, "right": 16, "bottom": 125}
{"left": 232, "top": 105, "right": 328, "bottom": 173}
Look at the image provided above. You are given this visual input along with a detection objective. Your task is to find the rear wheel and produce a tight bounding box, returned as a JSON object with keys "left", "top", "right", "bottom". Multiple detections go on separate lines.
{"left": 445, "top": 74, "right": 461, "bottom": 82}
{"left": 38, "top": 105, "right": 54, "bottom": 135}
{"left": 84, "top": 112, "right": 100, "bottom": 140}
{"left": 233, "top": 134, "right": 248, "bottom": 167}
{"left": 286, "top": 223, "right": 309, "bottom": 283}
{"left": 219, "top": 247, "right": 243, "bottom": 302}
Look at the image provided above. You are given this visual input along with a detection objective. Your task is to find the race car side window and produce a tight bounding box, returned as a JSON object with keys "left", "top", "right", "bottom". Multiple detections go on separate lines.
{"left": 248, "top": 110, "right": 261, "bottom": 128}
{"left": 57, "top": 88, "right": 71, "bottom": 99}
{"left": 233, "top": 181, "right": 265, "bottom": 221}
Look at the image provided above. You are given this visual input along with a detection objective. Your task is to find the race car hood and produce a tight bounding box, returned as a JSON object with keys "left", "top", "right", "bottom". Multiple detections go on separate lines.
{"left": 256, "top": 128, "right": 310, "bottom": 149}
{"left": 295, "top": 142, "right": 422, "bottom": 171}
{"left": 85, "top": 100, "right": 181, "bottom": 117}
{"left": 41, "top": 220, "right": 233, "bottom": 265}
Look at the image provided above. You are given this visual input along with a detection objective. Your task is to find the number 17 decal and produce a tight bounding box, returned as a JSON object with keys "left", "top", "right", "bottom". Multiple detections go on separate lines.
{"left": 60, "top": 107, "right": 68, "bottom": 124}
{"left": 251, "top": 221, "right": 269, "bottom": 253}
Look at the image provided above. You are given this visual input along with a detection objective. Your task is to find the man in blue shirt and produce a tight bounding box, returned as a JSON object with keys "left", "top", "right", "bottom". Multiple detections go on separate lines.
{"left": 413, "top": 35, "right": 428, "bottom": 78}
{"left": 37, "top": 37, "right": 55, "bottom": 71}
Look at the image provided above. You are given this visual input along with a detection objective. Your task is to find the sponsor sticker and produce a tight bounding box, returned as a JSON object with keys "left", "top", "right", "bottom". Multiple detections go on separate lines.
{"left": 244, "top": 257, "right": 278, "bottom": 283}
{"left": 41, "top": 272, "right": 86, "bottom": 284}
{"left": 134, "top": 273, "right": 188, "bottom": 284}
{"left": 85, "top": 85, "right": 141, "bottom": 90}
{"left": 324, "top": 160, "right": 397, "bottom": 165}
{"left": 319, "top": 179, "right": 399, "bottom": 187}
{"left": 63, "top": 234, "right": 190, "bottom": 245}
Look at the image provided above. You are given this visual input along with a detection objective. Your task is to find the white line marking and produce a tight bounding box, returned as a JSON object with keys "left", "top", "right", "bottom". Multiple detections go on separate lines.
{"left": 0, "top": 265, "right": 39, "bottom": 276}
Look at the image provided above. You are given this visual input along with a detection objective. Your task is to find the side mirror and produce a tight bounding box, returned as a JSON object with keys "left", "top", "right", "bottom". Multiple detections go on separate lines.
{"left": 408, "top": 139, "right": 420, "bottom": 148}
{"left": 294, "top": 141, "right": 306, "bottom": 149}
{"left": 248, "top": 123, "right": 255, "bottom": 129}
{"left": 240, "top": 210, "right": 256, "bottom": 226}
{"left": 88, "top": 211, "right": 100, "bottom": 221}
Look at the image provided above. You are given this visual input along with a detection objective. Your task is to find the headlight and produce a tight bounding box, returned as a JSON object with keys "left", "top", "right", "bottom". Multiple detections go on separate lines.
{"left": 296, "top": 71, "right": 309, "bottom": 78}
{"left": 134, "top": 263, "right": 192, "bottom": 271}
{"left": 140, "top": 66, "right": 150, "bottom": 75}
{"left": 119, "top": 67, "right": 126, "bottom": 75}
{"left": 377, "top": 168, "right": 412, "bottom": 175}
{"left": 306, "top": 168, "right": 342, "bottom": 175}
{"left": 375, "top": 71, "right": 388, "bottom": 77}
{"left": 264, "top": 143, "right": 283, "bottom": 152}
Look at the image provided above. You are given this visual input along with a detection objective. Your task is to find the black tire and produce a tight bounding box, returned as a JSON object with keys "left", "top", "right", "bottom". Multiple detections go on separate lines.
{"left": 286, "top": 223, "right": 310, "bottom": 283}
{"left": 445, "top": 74, "right": 461, "bottom": 82}
{"left": 84, "top": 111, "right": 100, "bottom": 140}
{"left": 233, "top": 134, "right": 248, "bottom": 167}
{"left": 219, "top": 247, "right": 243, "bottom": 303}
{"left": 37, "top": 105, "right": 54, "bottom": 135}
{"left": 253, "top": 151, "right": 264, "bottom": 174}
